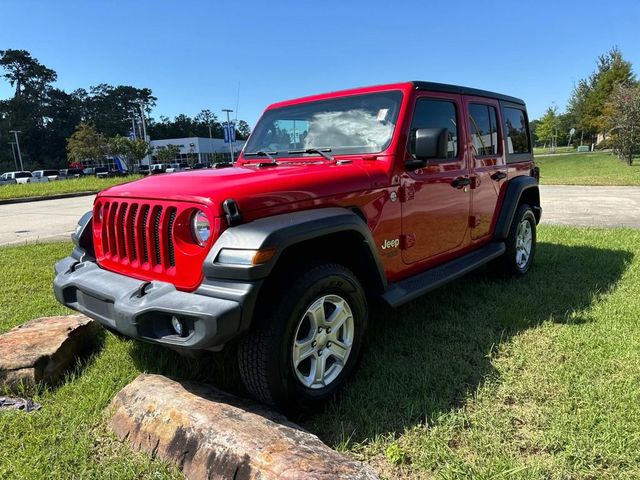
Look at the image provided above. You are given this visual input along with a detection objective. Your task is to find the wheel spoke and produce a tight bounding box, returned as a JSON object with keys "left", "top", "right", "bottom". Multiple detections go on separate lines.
{"left": 306, "top": 301, "right": 326, "bottom": 329}
{"left": 327, "top": 340, "right": 349, "bottom": 363}
{"left": 312, "top": 353, "right": 327, "bottom": 386}
{"left": 327, "top": 302, "right": 351, "bottom": 332}
{"left": 293, "top": 338, "right": 315, "bottom": 367}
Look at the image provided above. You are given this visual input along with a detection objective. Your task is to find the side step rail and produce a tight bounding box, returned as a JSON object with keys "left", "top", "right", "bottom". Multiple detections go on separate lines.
{"left": 381, "top": 242, "right": 506, "bottom": 308}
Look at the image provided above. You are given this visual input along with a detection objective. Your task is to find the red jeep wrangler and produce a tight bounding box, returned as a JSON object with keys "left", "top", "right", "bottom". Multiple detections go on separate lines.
{"left": 54, "top": 81, "right": 540, "bottom": 410}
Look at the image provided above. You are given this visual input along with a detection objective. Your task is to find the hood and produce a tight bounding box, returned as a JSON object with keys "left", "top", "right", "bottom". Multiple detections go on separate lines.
{"left": 99, "top": 162, "right": 376, "bottom": 216}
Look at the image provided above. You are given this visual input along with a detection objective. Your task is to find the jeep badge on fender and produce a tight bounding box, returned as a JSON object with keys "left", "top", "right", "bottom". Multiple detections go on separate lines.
{"left": 53, "top": 81, "right": 540, "bottom": 412}
{"left": 381, "top": 239, "right": 400, "bottom": 250}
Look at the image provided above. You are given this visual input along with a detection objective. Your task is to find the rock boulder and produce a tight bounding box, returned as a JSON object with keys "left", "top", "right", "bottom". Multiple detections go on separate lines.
{"left": 110, "top": 374, "right": 378, "bottom": 480}
{"left": 0, "top": 315, "right": 100, "bottom": 390}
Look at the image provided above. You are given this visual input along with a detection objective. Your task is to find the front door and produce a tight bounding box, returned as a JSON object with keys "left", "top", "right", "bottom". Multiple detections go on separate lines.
{"left": 401, "top": 94, "right": 471, "bottom": 264}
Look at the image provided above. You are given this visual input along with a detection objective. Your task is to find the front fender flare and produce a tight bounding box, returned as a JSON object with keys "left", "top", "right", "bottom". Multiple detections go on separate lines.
{"left": 203, "top": 207, "right": 386, "bottom": 288}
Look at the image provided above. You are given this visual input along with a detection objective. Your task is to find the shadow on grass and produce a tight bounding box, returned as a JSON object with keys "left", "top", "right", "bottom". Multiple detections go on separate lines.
{"left": 304, "top": 242, "right": 633, "bottom": 445}
{"left": 128, "top": 242, "right": 632, "bottom": 447}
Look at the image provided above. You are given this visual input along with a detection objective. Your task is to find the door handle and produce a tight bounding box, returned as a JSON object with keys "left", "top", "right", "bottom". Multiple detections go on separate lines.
{"left": 451, "top": 177, "right": 471, "bottom": 188}
{"left": 490, "top": 171, "right": 507, "bottom": 181}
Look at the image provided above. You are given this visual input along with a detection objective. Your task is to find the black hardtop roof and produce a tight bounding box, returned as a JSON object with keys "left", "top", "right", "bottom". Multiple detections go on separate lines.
{"left": 412, "top": 81, "right": 525, "bottom": 106}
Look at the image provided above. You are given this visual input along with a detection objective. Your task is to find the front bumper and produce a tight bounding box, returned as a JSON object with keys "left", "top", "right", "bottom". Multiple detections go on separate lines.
{"left": 53, "top": 256, "right": 260, "bottom": 350}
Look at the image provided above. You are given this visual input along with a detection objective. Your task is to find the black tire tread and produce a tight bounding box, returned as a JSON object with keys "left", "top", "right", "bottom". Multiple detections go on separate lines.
{"left": 238, "top": 263, "right": 363, "bottom": 407}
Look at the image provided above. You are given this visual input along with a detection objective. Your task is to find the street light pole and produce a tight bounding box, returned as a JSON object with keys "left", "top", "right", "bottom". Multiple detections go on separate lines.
{"left": 9, "top": 130, "right": 24, "bottom": 170}
{"left": 8, "top": 142, "right": 18, "bottom": 170}
{"left": 222, "top": 109, "right": 234, "bottom": 163}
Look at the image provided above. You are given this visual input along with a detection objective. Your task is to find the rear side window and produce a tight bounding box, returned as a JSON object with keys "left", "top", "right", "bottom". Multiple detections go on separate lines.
{"left": 469, "top": 104, "right": 499, "bottom": 156}
{"left": 409, "top": 99, "right": 459, "bottom": 159}
{"left": 502, "top": 107, "right": 530, "bottom": 155}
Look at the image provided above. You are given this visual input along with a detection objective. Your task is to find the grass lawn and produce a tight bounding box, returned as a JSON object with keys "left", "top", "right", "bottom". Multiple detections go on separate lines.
{"left": 0, "top": 175, "right": 142, "bottom": 201}
{"left": 1, "top": 226, "right": 639, "bottom": 479}
{"left": 536, "top": 152, "right": 640, "bottom": 186}
{"left": 533, "top": 146, "right": 576, "bottom": 156}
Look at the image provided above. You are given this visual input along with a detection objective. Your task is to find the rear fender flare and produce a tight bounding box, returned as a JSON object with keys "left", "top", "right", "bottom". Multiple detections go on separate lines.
{"left": 494, "top": 176, "right": 541, "bottom": 239}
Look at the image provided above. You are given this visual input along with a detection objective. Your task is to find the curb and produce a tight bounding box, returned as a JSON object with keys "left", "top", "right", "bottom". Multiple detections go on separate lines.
{"left": 0, "top": 191, "right": 97, "bottom": 206}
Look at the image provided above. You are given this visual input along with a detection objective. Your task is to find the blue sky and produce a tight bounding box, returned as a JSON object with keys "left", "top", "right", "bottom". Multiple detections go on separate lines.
{"left": 1, "top": 0, "right": 638, "bottom": 128}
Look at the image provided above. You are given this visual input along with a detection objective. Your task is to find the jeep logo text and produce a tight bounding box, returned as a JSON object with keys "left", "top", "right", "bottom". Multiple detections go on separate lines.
{"left": 381, "top": 238, "right": 400, "bottom": 250}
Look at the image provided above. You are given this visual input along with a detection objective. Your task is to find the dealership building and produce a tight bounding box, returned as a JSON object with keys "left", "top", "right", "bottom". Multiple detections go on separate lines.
{"left": 149, "top": 137, "right": 245, "bottom": 164}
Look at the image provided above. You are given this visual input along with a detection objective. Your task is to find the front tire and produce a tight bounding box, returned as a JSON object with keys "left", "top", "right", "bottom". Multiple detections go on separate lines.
{"left": 238, "top": 263, "right": 368, "bottom": 411}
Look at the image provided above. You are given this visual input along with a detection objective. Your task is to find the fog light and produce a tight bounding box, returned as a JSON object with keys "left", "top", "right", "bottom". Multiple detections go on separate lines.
{"left": 171, "top": 316, "right": 184, "bottom": 336}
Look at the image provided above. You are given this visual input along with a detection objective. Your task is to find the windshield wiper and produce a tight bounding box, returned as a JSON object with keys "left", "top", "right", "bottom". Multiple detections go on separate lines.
{"left": 243, "top": 151, "right": 279, "bottom": 164}
{"left": 288, "top": 148, "right": 335, "bottom": 162}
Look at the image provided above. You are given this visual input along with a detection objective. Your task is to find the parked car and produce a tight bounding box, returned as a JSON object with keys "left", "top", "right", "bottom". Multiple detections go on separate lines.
{"left": 192, "top": 163, "right": 210, "bottom": 170}
{"left": 32, "top": 169, "right": 59, "bottom": 181}
{"left": 166, "top": 162, "right": 190, "bottom": 173}
{"left": 0, "top": 173, "right": 17, "bottom": 186}
{"left": 2, "top": 171, "right": 32, "bottom": 184}
{"left": 59, "top": 168, "right": 84, "bottom": 179}
{"left": 54, "top": 81, "right": 540, "bottom": 412}
{"left": 150, "top": 163, "right": 168, "bottom": 174}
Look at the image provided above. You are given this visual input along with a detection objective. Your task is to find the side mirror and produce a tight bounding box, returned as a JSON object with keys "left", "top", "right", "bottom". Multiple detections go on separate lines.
{"left": 414, "top": 127, "right": 449, "bottom": 160}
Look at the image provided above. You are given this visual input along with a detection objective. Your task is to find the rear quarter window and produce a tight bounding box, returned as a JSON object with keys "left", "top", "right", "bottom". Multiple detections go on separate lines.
{"left": 502, "top": 105, "right": 531, "bottom": 161}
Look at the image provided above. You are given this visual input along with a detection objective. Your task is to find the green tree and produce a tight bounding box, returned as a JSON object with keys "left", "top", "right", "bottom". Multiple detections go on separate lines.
{"left": 0, "top": 49, "right": 61, "bottom": 168}
{"left": 84, "top": 84, "right": 156, "bottom": 137}
{"left": 567, "top": 48, "right": 637, "bottom": 139}
{"left": 237, "top": 120, "right": 251, "bottom": 139}
{"left": 0, "top": 49, "right": 57, "bottom": 98}
{"left": 536, "top": 106, "right": 559, "bottom": 150}
{"left": 107, "top": 135, "right": 134, "bottom": 169}
{"left": 66, "top": 123, "right": 106, "bottom": 165}
{"left": 608, "top": 84, "right": 640, "bottom": 165}
{"left": 154, "top": 144, "right": 180, "bottom": 163}
{"left": 126, "top": 138, "right": 152, "bottom": 166}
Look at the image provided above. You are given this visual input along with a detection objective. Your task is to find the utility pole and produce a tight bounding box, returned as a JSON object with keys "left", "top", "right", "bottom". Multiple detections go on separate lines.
{"left": 137, "top": 103, "right": 148, "bottom": 142}
{"left": 136, "top": 101, "right": 150, "bottom": 169}
{"left": 127, "top": 115, "right": 138, "bottom": 139}
{"left": 222, "top": 109, "right": 234, "bottom": 163}
{"left": 9, "top": 130, "right": 24, "bottom": 170}
{"left": 8, "top": 142, "right": 18, "bottom": 169}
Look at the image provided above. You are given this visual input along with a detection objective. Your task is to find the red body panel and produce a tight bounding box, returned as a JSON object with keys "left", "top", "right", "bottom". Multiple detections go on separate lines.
{"left": 95, "top": 82, "right": 533, "bottom": 290}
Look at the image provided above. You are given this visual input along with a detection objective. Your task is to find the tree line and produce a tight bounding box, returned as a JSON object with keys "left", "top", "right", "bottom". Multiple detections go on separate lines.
{"left": 532, "top": 48, "right": 639, "bottom": 164}
{"left": 0, "top": 49, "right": 251, "bottom": 172}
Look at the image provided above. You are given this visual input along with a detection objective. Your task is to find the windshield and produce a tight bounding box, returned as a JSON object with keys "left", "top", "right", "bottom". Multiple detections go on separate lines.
{"left": 244, "top": 91, "right": 403, "bottom": 158}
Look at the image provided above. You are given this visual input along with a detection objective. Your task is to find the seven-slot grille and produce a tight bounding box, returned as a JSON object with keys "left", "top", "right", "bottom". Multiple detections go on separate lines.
{"left": 99, "top": 201, "right": 177, "bottom": 269}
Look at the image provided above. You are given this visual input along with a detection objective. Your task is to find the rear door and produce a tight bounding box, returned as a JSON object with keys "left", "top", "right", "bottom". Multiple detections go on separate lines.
{"left": 465, "top": 97, "right": 507, "bottom": 240}
{"left": 401, "top": 93, "right": 471, "bottom": 264}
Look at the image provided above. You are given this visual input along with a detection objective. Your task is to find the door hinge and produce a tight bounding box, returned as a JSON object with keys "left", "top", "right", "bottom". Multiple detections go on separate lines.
{"left": 400, "top": 233, "right": 416, "bottom": 249}
{"left": 470, "top": 175, "right": 480, "bottom": 189}
{"left": 399, "top": 184, "right": 415, "bottom": 202}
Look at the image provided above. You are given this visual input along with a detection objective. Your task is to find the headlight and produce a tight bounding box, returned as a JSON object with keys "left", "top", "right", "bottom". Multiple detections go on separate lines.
{"left": 191, "top": 210, "right": 211, "bottom": 245}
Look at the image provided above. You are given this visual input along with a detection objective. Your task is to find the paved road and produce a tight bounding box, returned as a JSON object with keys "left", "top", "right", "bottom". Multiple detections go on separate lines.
{"left": 540, "top": 185, "right": 640, "bottom": 228}
{"left": 0, "top": 186, "right": 638, "bottom": 247}
{"left": 0, "top": 195, "right": 95, "bottom": 246}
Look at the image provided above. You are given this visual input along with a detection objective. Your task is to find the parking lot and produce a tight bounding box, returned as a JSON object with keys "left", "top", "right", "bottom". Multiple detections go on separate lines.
{"left": 0, "top": 195, "right": 94, "bottom": 246}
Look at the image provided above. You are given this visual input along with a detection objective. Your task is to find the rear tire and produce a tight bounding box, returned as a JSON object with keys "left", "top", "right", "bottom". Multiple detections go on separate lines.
{"left": 498, "top": 203, "right": 536, "bottom": 276}
{"left": 238, "top": 263, "right": 368, "bottom": 412}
